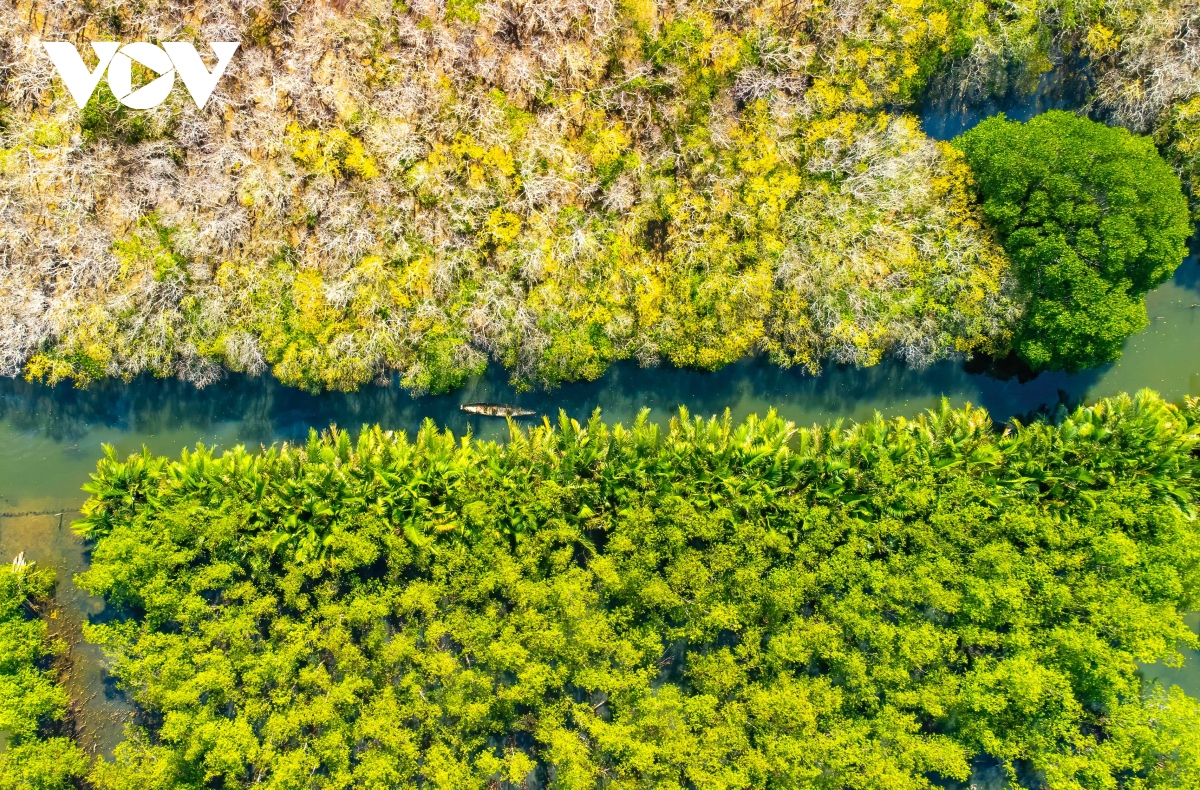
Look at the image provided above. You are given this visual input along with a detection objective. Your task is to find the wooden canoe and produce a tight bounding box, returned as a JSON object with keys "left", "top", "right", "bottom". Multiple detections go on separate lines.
{"left": 460, "top": 402, "right": 536, "bottom": 418}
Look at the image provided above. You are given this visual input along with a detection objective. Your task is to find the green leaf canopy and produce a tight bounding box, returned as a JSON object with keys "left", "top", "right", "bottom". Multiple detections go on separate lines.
{"left": 954, "top": 111, "right": 1192, "bottom": 372}
{"left": 78, "top": 393, "right": 1200, "bottom": 789}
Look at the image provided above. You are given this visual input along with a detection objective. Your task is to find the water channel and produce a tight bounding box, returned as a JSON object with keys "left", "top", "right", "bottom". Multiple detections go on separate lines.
{"left": 0, "top": 76, "right": 1197, "bottom": 762}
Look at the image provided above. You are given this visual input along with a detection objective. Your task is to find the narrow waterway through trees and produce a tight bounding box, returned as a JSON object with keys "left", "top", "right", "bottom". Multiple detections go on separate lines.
{"left": 1, "top": 80, "right": 1198, "bottom": 759}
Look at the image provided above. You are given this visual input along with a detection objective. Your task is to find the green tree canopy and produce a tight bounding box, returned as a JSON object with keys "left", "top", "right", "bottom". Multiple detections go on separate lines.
{"left": 76, "top": 393, "right": 1200, "bottom": 789}
{"left": 0, "top": 561, "right": 88, "bottom": 790}
{"left": 954, "top": 110, "right": 1192, "bottom": 371}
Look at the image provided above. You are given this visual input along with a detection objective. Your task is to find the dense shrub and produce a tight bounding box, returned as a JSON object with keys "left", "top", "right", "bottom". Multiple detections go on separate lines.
{"left": 1, "top": 0, "right": 1012, "bottom": 394}
{"left": 76, "top": 392, "right": 1200, "bottom": 789}
{"left": 0, "top": 560, "right": 88, "bottom": 790}
{"left": 955, "top": 111, "right": 1191, "bottom": 371}
{"left": 8, "top": 0, "right": 1200, "bottom": 391}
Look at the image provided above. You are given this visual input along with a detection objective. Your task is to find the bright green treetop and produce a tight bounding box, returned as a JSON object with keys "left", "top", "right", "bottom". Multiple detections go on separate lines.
{"left": 75, "top": 393, "right": 1200, "bottom": 789}
{"left": 955, "top": 110, "right": 1192, "bottom": 371}
{"left": 0, "top": 561, "right": 88, "bottom": 790}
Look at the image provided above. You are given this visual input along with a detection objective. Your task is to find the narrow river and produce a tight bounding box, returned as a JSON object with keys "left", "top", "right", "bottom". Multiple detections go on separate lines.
{"left": 0, "top": 76, "right": 1196, "bottom": 758}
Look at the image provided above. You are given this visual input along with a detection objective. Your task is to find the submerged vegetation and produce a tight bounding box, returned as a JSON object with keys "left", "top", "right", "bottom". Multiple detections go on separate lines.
{"left": 0, "top": 559, "right": 88, "bottom": 790}
{"left": 65, "top": 391, "right": 1200, "bottom": 788}
{"left": 0, "top": 0, "right": 1197, "bottom": 394}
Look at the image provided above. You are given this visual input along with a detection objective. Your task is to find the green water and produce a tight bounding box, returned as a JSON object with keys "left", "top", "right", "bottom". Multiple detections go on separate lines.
{"left": 1, "top": 79, "right": 1197, "bottom": 759}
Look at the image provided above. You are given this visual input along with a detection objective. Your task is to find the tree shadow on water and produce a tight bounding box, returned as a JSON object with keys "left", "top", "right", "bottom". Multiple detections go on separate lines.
{"left": 0, "top": 348, "right": 1115, "bottom": 451}
{"left": 1171, "top": 225, "right": 1200, "bottom": 294}
{"left": 918, "top": 57, "right": 1093, "bottom": 142}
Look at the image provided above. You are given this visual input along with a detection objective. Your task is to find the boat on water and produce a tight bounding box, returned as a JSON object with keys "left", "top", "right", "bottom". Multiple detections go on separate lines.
{"left": 460, "top": 402, "right": 537, "bottom": 418}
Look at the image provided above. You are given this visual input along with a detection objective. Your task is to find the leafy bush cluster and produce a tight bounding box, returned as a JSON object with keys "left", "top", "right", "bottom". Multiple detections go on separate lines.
{"left": 0, "top": 0, "right": 1195, "bottom": 393}
{"left": 0, "top": 0, "right": 1015, "bottom": 394}
{"left": 0, "top": 560, "right": 88, "bottom": 790}
{"left": 73, "top": 391, "right": 1200, "bottom": 788}
{"left": 956, "top": 111, "right": 1193, "bottom": 371}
